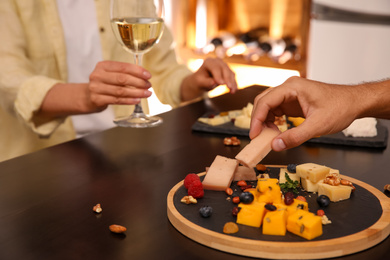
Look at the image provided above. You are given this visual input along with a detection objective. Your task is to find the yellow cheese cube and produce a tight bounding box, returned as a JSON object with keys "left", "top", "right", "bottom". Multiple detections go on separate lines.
{"left": 296, "top": 163, "right": 330, "bottom": 183}
{"left": 317, "top": 182, "right": 352, "bottom": 202}
{"left": 279, "top": 168, "right": 300, "bottom": 184}
{"left": 256, "top": 178, "right": 282, "bottom": 204}
{"left": 236, "top": 201, "right": 266, "bottom": 228}
{"left": 263, "top": 209, "right": 288, "bottom": 236}
{"left": 287, "top": 210, "right": 323, "bottom": 240}
{"left": 234, "top": 115, "right": 251, "bottom": 129}
{"left": 300, "top": 178, "right": 321, "bottom": 192}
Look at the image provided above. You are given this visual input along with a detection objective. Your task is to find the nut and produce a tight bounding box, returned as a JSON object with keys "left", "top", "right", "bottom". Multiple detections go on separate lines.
{"left": 340, "top": 179, "right": 352, "bottom": 186}
{"left": 384, "top": 184, "right": 390, "bottom": 192}
{"left": 225, "top": 187, "right": 233, "bottom": 196}
{"left": 223, "top": 136, "right": 241, "bottom": 146}
{"left": 93, "top": 203, "right": 102, "bottom": 213}
{"left": 109, "top": 224, "right": 127, "bottom": 234}
{"left": 180, "top": 195, "right": 197, "bottom": 204}
{"left": 323, "top": 173, "right": 341, "bottom": 186}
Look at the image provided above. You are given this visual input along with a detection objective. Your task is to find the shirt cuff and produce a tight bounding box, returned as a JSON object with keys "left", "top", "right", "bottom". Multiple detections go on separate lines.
{"left": 15, "top": 76, "right": 67, "bottom": 137}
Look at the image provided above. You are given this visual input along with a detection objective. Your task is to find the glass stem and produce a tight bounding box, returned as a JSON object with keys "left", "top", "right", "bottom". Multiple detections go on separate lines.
{"left": 133, "top": 53, "right": 145, "bottom": 114}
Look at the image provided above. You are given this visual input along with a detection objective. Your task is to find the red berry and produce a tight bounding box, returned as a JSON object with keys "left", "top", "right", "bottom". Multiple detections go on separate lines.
{"left": 184, "top": 173, "right": 200, "bottom": 189}
{"left": 188, "top": 181, "right": 204, "bottom": 199}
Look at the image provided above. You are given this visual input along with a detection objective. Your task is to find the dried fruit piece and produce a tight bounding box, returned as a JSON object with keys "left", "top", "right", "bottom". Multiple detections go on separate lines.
{"left": 223, "top": 222, "right": 239, "bottom": 234}
{"left": 296, "top": 196, "right": 307, "bottom": 202}
{"left": 109, "top": 224, "right": 127, "bottom": 234}
{"left": 232, "top": 206, "right": 240, "bottom": 216}
{"left": 385, "top": 184, "right": 390, "bottom": 191}
{"left": 93, "top": 203, "right": 102, "bottom": 213}
{"left": 256, "top": 164, "right": 267, "bottom": 172}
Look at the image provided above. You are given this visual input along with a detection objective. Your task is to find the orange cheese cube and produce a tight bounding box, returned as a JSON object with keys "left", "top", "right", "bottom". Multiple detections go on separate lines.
{"left": 287, "top": 209, "right": 322, "bottom": 240}
{"left": 263, "top": 209, "right": 288, "bottom": 236}
{"left": 236, "top": 201, "right": 266, "bottom": 228}
{"left": 235, "top": 127, "right": 280, "bottom": 168}
{"left": 256, "top": 178, "right": 282, "bottom": 204}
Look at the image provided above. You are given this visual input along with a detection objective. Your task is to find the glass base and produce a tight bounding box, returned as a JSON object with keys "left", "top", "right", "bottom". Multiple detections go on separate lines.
{"left": 114, "top": 112, "right": 163, "bottom": 128}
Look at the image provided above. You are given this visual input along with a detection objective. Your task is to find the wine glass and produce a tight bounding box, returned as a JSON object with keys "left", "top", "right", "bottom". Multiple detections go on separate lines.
{"left": 110, "top": 0, "right": 164, "bottom": 127}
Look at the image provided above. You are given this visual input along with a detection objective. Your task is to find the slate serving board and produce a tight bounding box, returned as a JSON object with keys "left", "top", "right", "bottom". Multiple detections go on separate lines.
{"left": 192, "top": 116, "right": 388, "bottom": 148}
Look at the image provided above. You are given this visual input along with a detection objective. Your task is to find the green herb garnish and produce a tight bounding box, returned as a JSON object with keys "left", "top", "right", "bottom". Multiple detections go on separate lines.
{"left": 279, "top": 172, "right": 300, "bottom": 194}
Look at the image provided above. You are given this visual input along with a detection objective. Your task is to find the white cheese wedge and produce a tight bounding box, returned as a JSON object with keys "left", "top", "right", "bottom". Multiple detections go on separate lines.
{"left": 235, "top": 127, "right": 281, "bottom": 168}
{"left": 233, "top": 166, "right": 257, "bottom": 181}
{"left": 279, "top": 168, "right": 300, "bottom": 184}
{"left": 296, "top": 163, "right": 330, "bottom": 183}
{"left": 317, "top": 182, "right": 352, "bottom": 202}
{"left": 202, "top": 155, "right": 239, "bottom": 191}
{"left": 234, "top": 115, "right": 251, "bottom": 129}
{"left": 342, "top": 117, "right": 377, "bottom": 137}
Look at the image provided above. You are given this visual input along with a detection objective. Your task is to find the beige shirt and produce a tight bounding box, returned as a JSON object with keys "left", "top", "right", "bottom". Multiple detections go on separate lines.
{"left": 0, "top": 0, "right": 192, "bottom": 162}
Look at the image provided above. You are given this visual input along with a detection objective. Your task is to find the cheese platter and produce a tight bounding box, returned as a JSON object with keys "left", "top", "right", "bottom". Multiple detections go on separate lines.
{"left": 167, "top": 166, "right": 390, "bottom": 259}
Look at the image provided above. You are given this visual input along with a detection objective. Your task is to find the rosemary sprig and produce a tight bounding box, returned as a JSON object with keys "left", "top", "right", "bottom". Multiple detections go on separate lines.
{"left": 279, "top": 172, "right": 300, "bottom": 194}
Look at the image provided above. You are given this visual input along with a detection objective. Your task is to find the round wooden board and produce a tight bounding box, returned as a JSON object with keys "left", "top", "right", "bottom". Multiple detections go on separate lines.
{"left": 167, "top": 166, "right": 390, "bottom": 259}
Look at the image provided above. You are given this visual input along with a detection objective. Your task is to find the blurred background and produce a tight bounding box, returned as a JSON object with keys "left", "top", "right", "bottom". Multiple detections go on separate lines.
{"left": 149, "top": 0, "right": 390, "bottom": 115}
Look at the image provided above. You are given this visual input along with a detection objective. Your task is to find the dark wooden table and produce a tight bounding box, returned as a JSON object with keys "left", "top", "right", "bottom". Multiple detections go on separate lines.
{"left": 0, "top": 86, "right": 389, "bottom": 260}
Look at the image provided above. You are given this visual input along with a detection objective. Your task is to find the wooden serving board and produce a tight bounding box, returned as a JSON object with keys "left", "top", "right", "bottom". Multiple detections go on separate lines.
{"left": 167, "top": 166, "right": 390, "bottom": 259}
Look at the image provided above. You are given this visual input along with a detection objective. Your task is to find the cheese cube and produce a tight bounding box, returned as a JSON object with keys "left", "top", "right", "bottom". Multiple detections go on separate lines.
{"left": 285, "top": 199, "right": 309, "bottom": 217}
{"left": 256, "top": 178, "right": 282, "bottom": 204}
{"left": 317, "top": 182, "right": 352, "bottom": 202}
{"left": 234, "top": 115, "right": 251, "bottom": 129}
{"left": 300, "top": 178, "right": 321, "bottom": 192}
{"left": 235, "top": 127, "right": 281, "bottom": 168}
{"left": 279, "top": 168, "right": 300, "bottom": 184}
{"left": 287, "top": 210, "right": 323, "bottom": 240}
{"left": 233, "top": 166, "right": 257, "bottom": 181}
{"left": 263, "top": 209, "right": 288, "bottom": 236}
{"left": 236, "top": 201, "right": 266, "bottom": 228}
{"left": 202, "top": 155, "right": 238, "bottom": 191}
{"left": 198, "top": 115, "right": 230, "bottom": 126}
{"left": 296, "top": 163, "right": 330, "bottom": 183}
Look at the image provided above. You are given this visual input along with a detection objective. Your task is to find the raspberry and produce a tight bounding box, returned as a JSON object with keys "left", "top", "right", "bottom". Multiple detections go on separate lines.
{"left": 188, "top": 181, "right": 204, "bottom": 199}
{"left": 184, "top": 173, "right": 200, "bottom": 189}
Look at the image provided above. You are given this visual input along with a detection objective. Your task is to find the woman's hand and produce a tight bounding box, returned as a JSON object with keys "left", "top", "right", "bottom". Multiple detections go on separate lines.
{"left": 180, "top": 58, "right": 238, "bottom": 101}
{"left": 39, "top": 61, "right": 153, "bottom": 118}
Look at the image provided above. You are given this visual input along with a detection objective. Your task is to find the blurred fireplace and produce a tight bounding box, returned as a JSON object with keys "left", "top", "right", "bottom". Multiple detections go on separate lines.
{"left": 165, "top": 0, "right": 311, "bottom": 92}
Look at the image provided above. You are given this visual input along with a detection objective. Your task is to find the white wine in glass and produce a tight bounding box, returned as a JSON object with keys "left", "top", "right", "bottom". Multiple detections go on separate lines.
{"left": 110, "top": 0, "right": 164, "bottom": 127}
